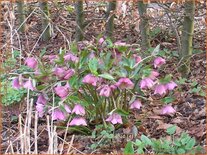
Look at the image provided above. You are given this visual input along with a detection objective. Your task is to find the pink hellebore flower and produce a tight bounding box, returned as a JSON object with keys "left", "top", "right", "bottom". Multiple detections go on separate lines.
{"left": 12, "top": 77, "right": 21, "bottom": 89}
{"left": 64, "top": 52, "right": 79, "bottom": 63}
{"left": 48, "top": 55, "right": 58, "bottom": 63}
{"left": 165, "top": 81, "right": 177, "bottom": 91}
{"left": 64, "top": 69, "right": 75, "bottom": 80}
{"left": 149, "top": 70, "right": 159, "bottom": 80}
{"left": 52, "top": 109, "right": 66, "bottom": 121}
{"left": 25, "top": 57, "right": 38, "bottom": 69}
{"left": 69, "top": 117, "right": 87, "bottom": 126}
{"left": 37, "top": 94, "right": 47, "bottom": 105}
{"left": 130, "top": 100, "right": 142, "bottom": 110}
{"left": 161, "top": 105, "right": 176, "bottom": 115}
{"left": 54, "top": 84, "right": 69, "bottom": 99}
{"left": 34, "top": 69, "right": 41, "bottom": 76}
{"left": 54, "top": 67, "right": 66, "bottom": 79}
{"left": 88, "top": 52, "right": 95, "bottom": 59}
{"left": 54, "top": 67, "right": 75, "bottom": 80}
{"left": 98, "top": 38, "right": 105, "bottom": 45}
{"left": 133, "top": 55, "right": 142, "bottom": 64}
{"left": 106, "top": 113, "right": 123, "bottom": 124}
{"left": 23, "top": 79, "right": 36, "bottom": 91}
{"left": 72, "top": 104, "right": 85, "bottom": 116}
{"left": 110, "top": 84, "right": 117, "bottom": 90}
{"left": 154, "top": 84, "right": 167, "bottom": 95}
{"left": 99, "top": 85, "right": 111, "bottom": 97}
{"left": 36, "top": 103, "right": 44, "bottom": 117}
{"left": 64, "top": 104, "right": 72, "bottom": 113}
{"left": 140, "top": 78, "right": 154, "bottom": 89}
{"left": 154, "top": 57, "right": 166, "bottom": 68}
{"left": 116, "top": 78, "right": 134, "bottom": 89}
{"left": 82, "top": 74, "right": 99, "bottom": 86}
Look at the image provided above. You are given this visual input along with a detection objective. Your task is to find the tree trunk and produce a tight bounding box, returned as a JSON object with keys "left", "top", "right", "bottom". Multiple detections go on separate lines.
{"left": 16, "top": 0, "right": 25, "bottom": 33}
{"left": 75, "top": 0, "right": 84, "bottom": 42}
{"left": 105, "top": 1, "right": 116, "bottom": 39}
{"left": 137, "top": 1, "right": 150, "bottom": 50}
{"left": 39, "top": 1, "right": 51, "bottom": 41}
{"left": 179, "top": 0, "right": 195, "bottom": 76}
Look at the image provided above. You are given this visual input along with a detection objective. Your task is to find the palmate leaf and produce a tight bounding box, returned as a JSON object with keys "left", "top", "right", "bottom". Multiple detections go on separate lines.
{"left": 88, "top": 58, "right": 99, "bottom": 75}
{"left": 98, "top": 73, "right": 114, "bottom": 80}
{"left": 141, "top": 134, "right": 152, "bottom": 145}
{"left": 124, "top": 141, "right": 134, "bottom": 154}
{"left": 166, "top": 125, "right": 176, "bottom": 135}
{"left": 152, "top": 44, "right": 160, "bottom": 56}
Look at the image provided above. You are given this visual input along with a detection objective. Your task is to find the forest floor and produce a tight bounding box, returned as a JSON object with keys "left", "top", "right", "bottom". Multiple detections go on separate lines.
{"left": 0, "top": 1, "right": 206, "bottom": 154}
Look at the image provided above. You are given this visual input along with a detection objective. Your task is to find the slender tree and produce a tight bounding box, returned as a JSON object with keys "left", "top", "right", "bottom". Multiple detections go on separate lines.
{"left": 105, "top": 1, "right": 116, "bottom": 39}
{"left": 179, "top": 0, "right": 195, "bottom": 76}
{"left": 75, "top": 0, "right": 84, "bottom": 41}
{"left": 16, "top": 0, "right": 26, "bottom": 32}
{"left": 137, "top": 1, "right": 150, "bottom": 50}
{"left": 39, "top": 1, "right": 51, "bottom": 41}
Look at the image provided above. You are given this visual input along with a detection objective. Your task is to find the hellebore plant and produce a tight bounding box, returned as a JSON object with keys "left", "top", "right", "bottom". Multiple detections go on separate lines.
{"left": 11, "top": 42, "right": 178, "bottom": 127}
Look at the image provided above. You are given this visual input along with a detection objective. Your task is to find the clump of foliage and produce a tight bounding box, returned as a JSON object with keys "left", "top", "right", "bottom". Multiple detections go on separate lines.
{"left": 124, "top": 125, "right": 203, "bottom": 154}
{"left": 9, "top": 39, "right": 178, "bottom": 127}
{"left": 1, "top": 82, "right": 26, "bottom": 106}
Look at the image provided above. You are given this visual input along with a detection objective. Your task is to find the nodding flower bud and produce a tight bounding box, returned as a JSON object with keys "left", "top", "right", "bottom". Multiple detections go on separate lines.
{"left": 72, "top": 104, "right": 85, "bottom": 116}
{"left": 106, "top": 113, "right": 123, "bottom": 125}
{"left": 161, "top": 105, "right": 176, "bottom": 115}
{"left": 130, "top": 99, "right": 142, "bottom": 110}
{"left": 12, "top": 77, "right": 21, "bottom": 89}
{"left": 149, "top": 70, "right": 159, "bottom": 80}
{"left": 36, "top": 94, "right": 47, "bottom": 105}
{"left": 154, "top": 57, "right": 166, "bottom": 68}
{"left": 64, "top": 52, "right": 79, "bottom": 63}
{"left": 68, "top": 117, "right": 87, "bottom": 126}
{"left": 99, "top": 85, "right": 111, "bottom": 97}
{"left": 165, "top": 81, "right": 177, "bottom": 91}
{"left": 116, "top": 78, "right": 134, "bottom": 90}
{"left": 36, "top": 103, "right": 44, "bottom": 117}
{"left": 52, "top": 109, "right": 66, "bottom": 121}
{"left": 25, "top": 57, "right": 38, "bottom": 69}
{"left": 64, "top": 104, "right": 72, "bottom": 113}
{"left": 82, "top": 74, "right": 99, "bottom": 86}
{"left": 54, "top": 84, "right": 70, "bottom": 99}
{"left": 140, "top": 78, "right": 154, "bottom": 89}
{"left": 154, "top": 84, "right": 167, "bottom": 95}
{"left": 23, "top": 78, "right": 36, "bottom": 91}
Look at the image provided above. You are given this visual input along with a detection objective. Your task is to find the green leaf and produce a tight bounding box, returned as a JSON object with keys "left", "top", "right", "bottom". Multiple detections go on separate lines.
{"left": 191, "top": 81, "right": 198, "bottom": 87}
{"left": 185, "top": 138, "right": 195, "bottom": 150}
{"left": 137, "top": 147, "right": 144, "bottom": 154}
{"left": 177, "top": 148, "right": 186, "bottom": 154}
{"left": 115, "top": 108, "right": 129, "bottom": 116}
{"left": 166, "top": 125, "right": 176, "bottom": 135}
{"left": 70, "top": 42, "right": 78, "bottom": 54}
{"left": 162, "top": 96, "right": 175, "bottom": 104}
{"left": 142, "top": 68, "right": 152, "bottom": 77}
{"left": 36, "top": 85, "right": 47, "bottom": 91}
{"left": 98, "top": 73, "right": 114, "bottom": 80}
{"left": 40, "top": 48, "right": 47, "bottom": 57}
{"left": 124, "top": 141, "right": 134, "bottom": 154}
{"left": 67, "top": 95, "right": 89, "bottom": 106}
{"left": 152, "top": 44, "right": 160, "bottom": 56}
{"left": 174, "top": 140, "right": 181, "bottom": 146}
{"left": 177, "top": 77, "right": 186, "bottom": 85}
{"left": 90, "top": 143, "right": 98, "bottom": 149}
{"left": 88, "top": 58, "right": 99, "bottom": 75}
{"left": 159, "top": 74, "right": 172, "bottom": 84}
{"left": 141, "top": 134, "right": 152, "bottom": 145}
{"left": 134, "top": 139, "right": 142, "bottom": 146}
